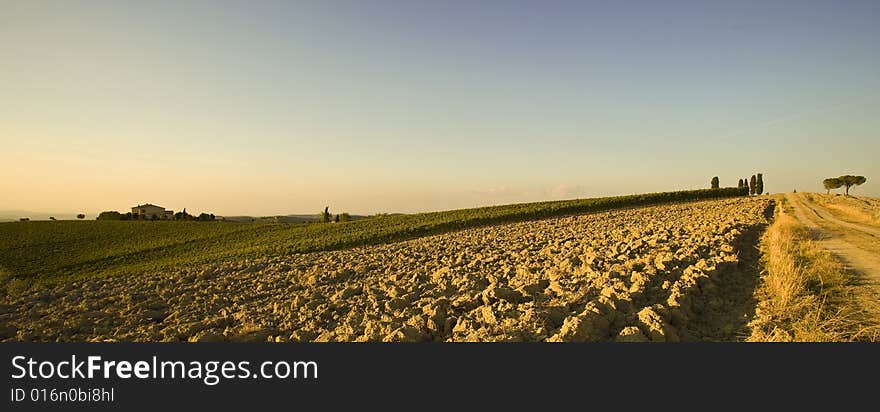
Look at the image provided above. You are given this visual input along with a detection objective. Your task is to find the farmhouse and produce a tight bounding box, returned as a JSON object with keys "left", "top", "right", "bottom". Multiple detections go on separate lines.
{"left": 131, "top": 203, "right": 174, "bottom": 219}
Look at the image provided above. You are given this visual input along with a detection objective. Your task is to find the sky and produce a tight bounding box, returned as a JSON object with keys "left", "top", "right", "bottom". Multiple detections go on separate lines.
{"left": 1, "top": 0, "right": 879, "bottom": 216}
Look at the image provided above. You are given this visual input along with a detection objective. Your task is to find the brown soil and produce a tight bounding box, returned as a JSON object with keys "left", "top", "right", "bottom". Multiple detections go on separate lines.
{"left": 1, "top": 197, "right": 773, "bottom": 342}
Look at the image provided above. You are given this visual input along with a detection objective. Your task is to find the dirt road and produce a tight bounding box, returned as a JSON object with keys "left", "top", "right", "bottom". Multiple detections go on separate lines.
{"left": 786, "top": 193, "right": 880, "bottom": 282}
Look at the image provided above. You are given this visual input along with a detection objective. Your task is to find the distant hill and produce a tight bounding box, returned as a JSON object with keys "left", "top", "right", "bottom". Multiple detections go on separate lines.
{"left": 221, "top": 214, "right": 369, "bottom": 223}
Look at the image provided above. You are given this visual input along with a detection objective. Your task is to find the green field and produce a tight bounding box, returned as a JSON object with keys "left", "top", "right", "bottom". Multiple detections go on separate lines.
{"left": 0, "top": 187, "right": 747, "bottom": 290}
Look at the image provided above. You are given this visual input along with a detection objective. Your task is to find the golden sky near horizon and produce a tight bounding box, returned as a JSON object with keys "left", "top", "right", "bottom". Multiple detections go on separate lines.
{"left": 2, "top": 2, "right": 878, "bottom": 216}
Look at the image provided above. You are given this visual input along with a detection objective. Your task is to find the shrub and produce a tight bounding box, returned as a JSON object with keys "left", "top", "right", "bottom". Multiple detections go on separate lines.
{"left": 174, "top": 208, "right": 192, "bottom": 221}
{"left": 97, "top": 211, "right": 123, "bottom": 220}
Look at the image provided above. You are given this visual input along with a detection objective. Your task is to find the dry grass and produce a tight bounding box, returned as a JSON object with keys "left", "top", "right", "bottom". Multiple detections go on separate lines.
{"left": 804, "top": 193, "right": 880, "bottom": 227}
{"left": 749, "top": 197, "right": 880, "bottom": 341}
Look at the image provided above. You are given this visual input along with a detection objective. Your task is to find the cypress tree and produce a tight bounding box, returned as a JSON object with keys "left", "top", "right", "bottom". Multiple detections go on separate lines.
{"left": 711, "top": 176, "right": 720, "bottom": 189}
{"left": 749, "top": 175, "right": 757, "bottom": 195}
{"left": 756, "top": 173, "right": 764, "bottom": 195}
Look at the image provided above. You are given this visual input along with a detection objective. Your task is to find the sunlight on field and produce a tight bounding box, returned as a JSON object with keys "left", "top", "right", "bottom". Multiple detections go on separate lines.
{"left": 749, "top": 196, "right": 880, "bottom": 342}
{"left": 0, "top": 188, "right": 747, "bottom": 291}
{"left": 1, "top": 196, "right": 770, "bottom": 342}
{"left": 804, "top": 193, "right": 880, "bottom": 227}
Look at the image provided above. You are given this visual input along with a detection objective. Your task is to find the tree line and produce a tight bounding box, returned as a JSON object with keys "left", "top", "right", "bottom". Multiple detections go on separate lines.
{"left": 823, "top": 175, "right": 866, "bottom": 196}
{"left": 710, "top": 173, "right": 764, "bottom": 195}
{"left": 96, "top": 208, "right": 216, "bottom": 221}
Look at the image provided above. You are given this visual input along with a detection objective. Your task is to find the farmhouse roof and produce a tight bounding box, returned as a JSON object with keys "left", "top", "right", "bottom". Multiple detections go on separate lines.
{"left": 135, "top": 203, "right": 163, "bottom": 208}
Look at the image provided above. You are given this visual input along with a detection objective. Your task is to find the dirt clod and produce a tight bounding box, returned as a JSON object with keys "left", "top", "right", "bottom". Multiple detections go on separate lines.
{"left": 0, "top": 198, "right": 771, "bottom": 342}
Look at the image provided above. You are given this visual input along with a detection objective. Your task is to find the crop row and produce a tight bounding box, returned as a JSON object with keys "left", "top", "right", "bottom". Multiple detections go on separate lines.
{"left": 0, "top": 188, "right": 747, "bottom": 287}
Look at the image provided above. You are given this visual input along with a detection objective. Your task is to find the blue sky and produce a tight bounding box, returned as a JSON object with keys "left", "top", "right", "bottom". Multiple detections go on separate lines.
{"left": 1, "top": 0, "right": 878, "bottom": 215}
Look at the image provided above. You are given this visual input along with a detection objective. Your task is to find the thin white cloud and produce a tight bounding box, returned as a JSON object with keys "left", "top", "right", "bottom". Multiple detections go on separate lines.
{"left": 546, "top": 183, "right": 588, "bottom": 199}
{"left": 714, "top": 101, "right": 848, "bottom": 140}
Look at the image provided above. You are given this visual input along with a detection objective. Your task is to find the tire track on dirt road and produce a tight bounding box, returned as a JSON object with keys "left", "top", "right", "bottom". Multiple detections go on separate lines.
{"left": 786, "top": 193, "right": 880, "bottom": 283}
{"left": 801, "top": 196, "right": 880, "bottom": 238}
